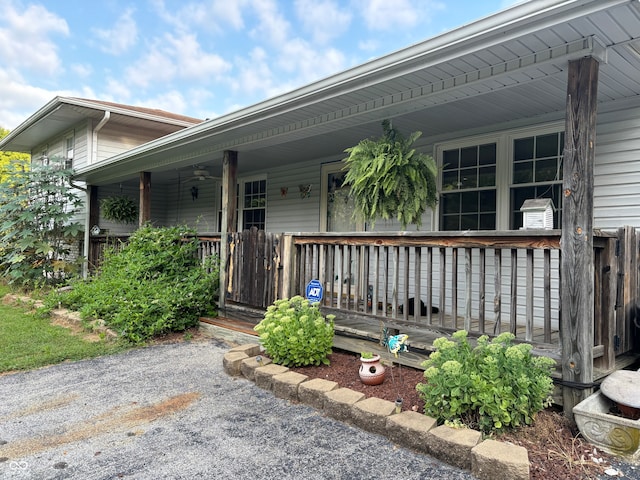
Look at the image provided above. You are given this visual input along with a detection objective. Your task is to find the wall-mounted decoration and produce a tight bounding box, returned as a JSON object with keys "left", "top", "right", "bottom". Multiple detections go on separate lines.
{"left": 191, "top": 186, "right": 199, "bottom": 201}
{"left": 299, "top": 184, "right": 312, "bottom": 199}
{"left": 280, "top": 186, "right": 288, "bottom": 198}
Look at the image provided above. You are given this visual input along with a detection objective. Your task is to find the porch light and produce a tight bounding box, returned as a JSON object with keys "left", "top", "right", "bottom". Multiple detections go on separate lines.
{"left": 520, "top": 198, "right": 554, "bottom": 230}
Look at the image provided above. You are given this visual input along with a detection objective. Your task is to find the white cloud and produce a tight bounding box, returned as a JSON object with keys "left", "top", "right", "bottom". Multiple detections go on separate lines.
{"left": 249, "top": 0, "right": 291, "bottom": 46}
{"left": 92, "top": 8, "right": 138, "bottom": 55}
{"left": 355, "top": 0, "right": 437, "bottom": 31}
{"left": 104, "top": 78, "right": 132, "bottom": 101}
{"left": 71, "top": 64, "right": 93, "bottom": 78}
{"left": 125, "top": 32, "right": 231, "bottom": 88}
{"left": 294, "top": 0, "right": 351, "bottom": 44}
{"left": 0, "top": 2, "right": 68, "bottom": 76}
{"left": 151, "top": 0, "right": 247, "bottom": 33}
{"left": 276, "top": 39, "right": 347, "bottom": 86}
{"left": 231, "top": 47, "right": 274, "bottom": 96}
{"left": 139, "top": 90, "right": 189, "bottom": 115}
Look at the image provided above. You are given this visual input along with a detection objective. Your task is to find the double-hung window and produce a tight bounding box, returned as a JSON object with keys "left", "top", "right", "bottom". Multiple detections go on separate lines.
{"left": 240, "top": 177, "right": 266, "bottom": 230}
{"left": 437, "top": 124, "right": 564, "bottom": 231}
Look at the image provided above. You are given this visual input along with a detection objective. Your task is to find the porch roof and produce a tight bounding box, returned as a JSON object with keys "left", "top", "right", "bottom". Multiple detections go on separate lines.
{"left": 71, "top": 0, "right": 640, "bottom": 186}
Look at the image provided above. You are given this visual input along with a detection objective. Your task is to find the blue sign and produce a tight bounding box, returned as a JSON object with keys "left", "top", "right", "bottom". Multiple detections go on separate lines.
{"left": 305, "top": 279, "right": 323, "bottom": 303}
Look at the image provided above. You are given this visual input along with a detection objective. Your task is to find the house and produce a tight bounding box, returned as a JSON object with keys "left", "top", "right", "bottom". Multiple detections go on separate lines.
{"left": 4, "top": 0, "right": 640, "bottom": 416}
{"left": 0, "top": 97, "right": 203, "bottom": 265}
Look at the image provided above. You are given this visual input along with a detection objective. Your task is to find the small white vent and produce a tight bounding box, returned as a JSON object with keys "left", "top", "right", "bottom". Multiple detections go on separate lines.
{"left": 520, "top": 198, "right": 554, "bottom": 230}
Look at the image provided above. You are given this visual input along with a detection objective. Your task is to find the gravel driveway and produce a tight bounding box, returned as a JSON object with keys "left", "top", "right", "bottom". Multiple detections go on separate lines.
{"left": 0, "top": 339, "right": 475, "bottom": 480}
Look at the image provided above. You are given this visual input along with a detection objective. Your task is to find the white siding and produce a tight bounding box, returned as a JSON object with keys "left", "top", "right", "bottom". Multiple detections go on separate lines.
{"left": 595, "top": 105, "right": 640, "bottom": 229}
{"left": 96, "top": 123, "right": 171, "bottom": 162}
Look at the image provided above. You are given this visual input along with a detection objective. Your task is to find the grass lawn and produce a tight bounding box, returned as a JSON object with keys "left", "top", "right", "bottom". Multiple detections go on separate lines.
{"left": 0, "top": 285, "right": 128, "bottom": 373}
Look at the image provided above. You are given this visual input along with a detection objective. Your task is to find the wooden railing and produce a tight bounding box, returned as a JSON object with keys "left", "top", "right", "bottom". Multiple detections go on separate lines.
{"left": 287, "top": 230, "right": 626, "bottom": 364}
{"left": 88, "top": 234, "right": 221, "bottom": 270}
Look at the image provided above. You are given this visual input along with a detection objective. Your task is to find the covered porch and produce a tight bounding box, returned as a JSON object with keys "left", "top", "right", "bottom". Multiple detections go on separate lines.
{"left": 76, "top": 0, "right": 640, "bottom": 416}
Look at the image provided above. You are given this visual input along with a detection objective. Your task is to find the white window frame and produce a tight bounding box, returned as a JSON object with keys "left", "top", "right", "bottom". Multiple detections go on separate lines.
{"left": 435, "top": 121, "right": 564, "bottom": 231}
{"left": 238, "top": 174, "right": 267, "bottom": 231}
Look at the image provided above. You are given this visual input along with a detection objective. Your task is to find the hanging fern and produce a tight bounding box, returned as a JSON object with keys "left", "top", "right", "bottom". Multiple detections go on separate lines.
{"left": 101, "top": 195, "right": 138, "bottom": 223}
{"left": 342, "top": 120, "right": 437, "bottom": 229}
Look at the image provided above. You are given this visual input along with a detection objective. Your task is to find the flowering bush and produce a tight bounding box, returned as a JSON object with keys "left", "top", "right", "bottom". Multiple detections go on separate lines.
{"left": 416, "top": 330, "right": 555, "bottom": 433}
{"left": 254, "top": 296, "right": 334, "bottom": 366}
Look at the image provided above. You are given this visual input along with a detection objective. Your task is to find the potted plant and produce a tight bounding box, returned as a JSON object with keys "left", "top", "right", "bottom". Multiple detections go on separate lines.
{"left": 343, "top": 119, "right": 437, "bottom": 229}
{"left": 101, "top": 195, "right": 138, "bottom": 223}
{"left": 359, "top": 351, "right": 386, "bottom": 385}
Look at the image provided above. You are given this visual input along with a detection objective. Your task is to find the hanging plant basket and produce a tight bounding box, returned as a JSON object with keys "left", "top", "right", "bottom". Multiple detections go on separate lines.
{"left": 343, "top": 119, "right": 437, "bottom": 229}
{"left": 101, "top": 195, "right": 138, "bottom": 223}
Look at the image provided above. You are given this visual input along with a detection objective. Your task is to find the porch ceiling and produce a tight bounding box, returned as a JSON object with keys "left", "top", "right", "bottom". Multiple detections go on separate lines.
{"left": 74, "top": 0, "right": 640, "bottom": 187}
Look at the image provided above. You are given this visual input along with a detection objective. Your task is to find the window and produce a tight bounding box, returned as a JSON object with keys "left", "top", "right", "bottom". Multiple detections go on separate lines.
{"left": 436, "top": 123, "right": 564, "bottom": 231}
{"left": 440, "top": 143, "right": 497, "bottom": 230}
{"left": 241, "top": 177, "right": 266, "bottom": 230}
{"left": 320, "top": 162, "right": 364, "bottom": 232}
{"left": 65, "top": 137, "right": 74, "bottom": 170}
{"left": 510, "top": 132, "right": 563, "bottom": 229}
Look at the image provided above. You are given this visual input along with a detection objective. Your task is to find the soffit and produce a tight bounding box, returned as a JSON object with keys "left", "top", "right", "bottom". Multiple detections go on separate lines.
{"left": 77, "top": 1, "right": 640, "bottom": 186}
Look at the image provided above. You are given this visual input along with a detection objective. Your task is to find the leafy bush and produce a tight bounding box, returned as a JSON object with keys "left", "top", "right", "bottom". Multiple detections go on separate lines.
{"left": 416, "top": 330, "right": 555, "bottom": 434}
{"left": 254, "top": 296, "right": 334, "bottom": 366}
{"left": 50, "top": 225, "right": 219, "bottom": 343}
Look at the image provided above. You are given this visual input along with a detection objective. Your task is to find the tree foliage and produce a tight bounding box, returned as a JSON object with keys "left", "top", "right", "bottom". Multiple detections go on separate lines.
{"left": 0, "top": 159, "right": 83, "bottom": 287}
{"left": 342, "top": 120, "right": 437, "bottom": 229}
{"left": 0, "top": 127, "right": 30, "bottom": 183}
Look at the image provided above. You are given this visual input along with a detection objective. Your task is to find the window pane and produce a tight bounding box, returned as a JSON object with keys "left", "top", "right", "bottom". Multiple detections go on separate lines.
{"left": 514, "top": 137, "right": 534, "bottom": 161}
{"left": 478, "top": 166, "right": 495, "bottom": 187}
{"left": 461, "top": 214, "right": 478, "bottom": 230}
{"left": 536, "top": 133, "right": 558, "bottom": 158}
{"left": 459, "top": 168, "right": 477, "bottom": 189}
{"left": 460, "top": 191, "right": 478, "bottom": 213}
{"left": 535, "top": 158, "right": 557, "bottom": 182}
{"left": 479, "top": 214, "right": 495, "bottom": 230}
{"left": 442, "top": 215, "right": 459, "bottom": 231}
{"left": 442, "top": 170, "right": 458, "bottom": 191}
{"left": 478, "top": 143, "right": 496, "bottom": 165}
{"left": 460, "top": 146, "right": 477, "bottom": 168}
{"left": 443, "top": 149, "right": 459, "bottom": 170}
{"left": 479, "top": 190, "right": 496, "bottom": 212}
{"left": 513, "top": 161, "right": 533, "bottom": 184}
{"left": 441, "top": 193, "right": 460, "bottom": 214}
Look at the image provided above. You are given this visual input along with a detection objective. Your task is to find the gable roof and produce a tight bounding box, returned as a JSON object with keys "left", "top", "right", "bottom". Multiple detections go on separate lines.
{"left": 0, "top": 97, "right": 202, "bottom": 153}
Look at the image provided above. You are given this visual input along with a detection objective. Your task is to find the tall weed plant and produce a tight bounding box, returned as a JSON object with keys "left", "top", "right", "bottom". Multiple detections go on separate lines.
{"left": 416, "top": 330, "right": 555, "bottom": 434}
{"left": 52, "top": 226, "right": 219, "bottom": 343}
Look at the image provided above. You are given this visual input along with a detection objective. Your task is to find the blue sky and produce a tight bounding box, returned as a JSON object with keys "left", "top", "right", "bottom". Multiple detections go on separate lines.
{"left": 1, "top": 0, "right": 520, "bottom": 130}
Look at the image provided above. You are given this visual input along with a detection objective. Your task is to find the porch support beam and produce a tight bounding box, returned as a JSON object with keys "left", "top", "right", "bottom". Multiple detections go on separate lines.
{"left": 84, "top": 185, "right": 99, "bottom": 276}
{"left": 561, "top": 56, "right": 599, "bottom": 419}
{"left": 219, "top": 150, "right": 238, "bottom": 311}
{"left": 139, "top": 171, "right": 151, "bottom": 226}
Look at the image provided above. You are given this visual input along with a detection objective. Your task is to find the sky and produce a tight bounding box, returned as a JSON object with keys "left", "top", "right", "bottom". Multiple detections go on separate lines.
{"left": 1, "top": 0, "right": 521, "bottom": 131}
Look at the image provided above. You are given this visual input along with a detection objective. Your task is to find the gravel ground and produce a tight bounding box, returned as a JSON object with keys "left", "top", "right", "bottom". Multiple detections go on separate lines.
{"left": 0, "top": 339, "right": 476, "bottom": 480}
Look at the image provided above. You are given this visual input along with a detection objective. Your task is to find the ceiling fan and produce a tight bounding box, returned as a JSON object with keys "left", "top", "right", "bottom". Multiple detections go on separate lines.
{"left": 180, "top": 167, "right": 220, "bottom": 183}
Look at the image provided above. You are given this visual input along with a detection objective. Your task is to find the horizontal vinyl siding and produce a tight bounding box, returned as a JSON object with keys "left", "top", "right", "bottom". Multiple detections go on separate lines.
{"left": 595, "top": 106, "right": 640, "bottom": 229}
{"left": 163, "top": 180, "right": 219, "bottom": 232}
{"left": 265, "top": 159, "right": 323, "bottom": 233}
{"left": 96, "top": 124, "right": 172, "bottom": 162}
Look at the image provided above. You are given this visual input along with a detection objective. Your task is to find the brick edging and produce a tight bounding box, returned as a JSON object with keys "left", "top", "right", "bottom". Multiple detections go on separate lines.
{"left": 224, "top": 344, "right": 530, "bottom": 480}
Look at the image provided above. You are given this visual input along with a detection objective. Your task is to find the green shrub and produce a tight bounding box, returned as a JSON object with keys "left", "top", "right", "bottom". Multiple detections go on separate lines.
{"left": 254, "top": 296, "right": 334, "bottom": 366}
{"left": 50, "top": 225, "right": 219, "bottom": 343}
{"left": 416, "top": 330, "right": 555, "bottom": 434}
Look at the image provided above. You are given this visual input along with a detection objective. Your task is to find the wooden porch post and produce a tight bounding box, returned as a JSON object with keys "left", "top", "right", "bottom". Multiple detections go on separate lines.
{"left": 219, "top": 150, "right": 238, "bottom": 311}
{"left": 561, "top": 57, "right": 599, "bottom": 419}
{"left": 85, "top": 185, "right": 99, "bottom": 275}
{"left": 139, "top": 171, "right": 151, "bottom": 226}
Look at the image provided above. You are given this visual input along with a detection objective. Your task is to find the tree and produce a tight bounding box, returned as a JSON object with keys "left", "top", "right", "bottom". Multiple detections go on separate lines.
{"left": 0, "top": 128, "right": 30, "bottom": 183}
{"left": 0, "top": 159, "right": 83, "bottom": 287}
{"left": 342, "top": 120, "right": 438, "bottom": 229}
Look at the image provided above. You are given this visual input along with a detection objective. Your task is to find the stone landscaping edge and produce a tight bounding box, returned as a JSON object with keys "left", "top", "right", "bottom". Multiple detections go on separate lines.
{"left": 224, "top": 344, "right": 530, "bottom": 480}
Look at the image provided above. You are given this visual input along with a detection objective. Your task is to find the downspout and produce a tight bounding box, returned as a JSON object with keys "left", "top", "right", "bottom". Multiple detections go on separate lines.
{"left": 83, "top": 111, "right": 110, "bottom": 277}
{"left": 91, "top": 111, "right": 110, "bottom": 165}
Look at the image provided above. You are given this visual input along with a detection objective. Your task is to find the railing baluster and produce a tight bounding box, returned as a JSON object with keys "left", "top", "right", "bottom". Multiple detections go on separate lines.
{"left": 452, "top": 247, "right": 458, "bottom": 329}
{"left": 494, "top": 249, "right": 502, "bottom": 335}
{"left": 526, "top": 248, "right": 534, "bottom": 342}
{"left": 414, "top": 246, "right": 422, "bottom": 323}
{"left": 465, "top": 248, "right": 472, "bottom": 332}
{"left": 479, "top": 249, "right": 486, "bottom": 333}
{"left": 510, "top": 248, "right": 518, "bottom": 336}
{"left": 439, "top": 247, "right": 446, "bottom": 327}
